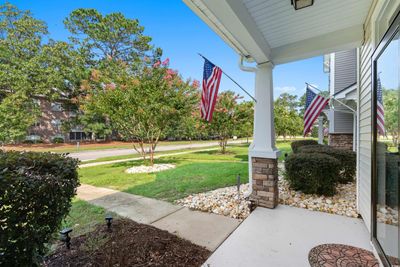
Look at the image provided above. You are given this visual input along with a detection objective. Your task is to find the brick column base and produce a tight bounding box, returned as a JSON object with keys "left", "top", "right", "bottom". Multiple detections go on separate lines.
{"left": 328, "top": 133, "right": 353, "bottom": 150}
{"left": 249, "top": 157, "right": 278, "bottom": 209}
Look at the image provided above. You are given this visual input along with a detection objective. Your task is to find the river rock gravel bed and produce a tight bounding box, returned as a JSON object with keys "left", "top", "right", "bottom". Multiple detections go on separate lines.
{"left": 176, "top": 177, "right": 358, "bottom": 220}
{"left": 125, "top": 164, "right": 176, "bottom": 174}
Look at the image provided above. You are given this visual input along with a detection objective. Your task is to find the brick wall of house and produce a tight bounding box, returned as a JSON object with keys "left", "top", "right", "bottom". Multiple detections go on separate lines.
{"left": 328, "top": 133, "right": 353, "bottom": 150}
{"left": 28, "top": 98, "right": 70, "bottom": 143}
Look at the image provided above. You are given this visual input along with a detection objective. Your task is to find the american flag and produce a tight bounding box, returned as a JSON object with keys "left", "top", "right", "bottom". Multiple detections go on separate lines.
{"left": 303, "top": 86, "right": 330, "bottom": 136}
{"left": 201, "top": 59, "right": 222, "bottom": 121}
{"left": 377, "top": 75, "right": 385, "bottom": 136}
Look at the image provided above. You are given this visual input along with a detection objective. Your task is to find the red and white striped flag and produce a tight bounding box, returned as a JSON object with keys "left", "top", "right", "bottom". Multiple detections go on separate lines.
{"left": 201, "top": 59, "right": 222, "bottom": 122}
{"left": 377, "top": 75, "right": 385, "bottom": 136}
{"left": 303, "top": 86, "right": 330, "bottom": 136}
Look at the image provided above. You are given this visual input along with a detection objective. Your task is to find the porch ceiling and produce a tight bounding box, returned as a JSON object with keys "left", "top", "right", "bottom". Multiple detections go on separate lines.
{"left": 184, "top": 0, "right": 374, "bottom": 64}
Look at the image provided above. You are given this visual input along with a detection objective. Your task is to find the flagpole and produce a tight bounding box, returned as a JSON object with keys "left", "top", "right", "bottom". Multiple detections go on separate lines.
{"left": 198, "top": 53, "right": 257, "bottom": 103}
{"left": 305, "top": 82, "right": 356, "bottom": 113}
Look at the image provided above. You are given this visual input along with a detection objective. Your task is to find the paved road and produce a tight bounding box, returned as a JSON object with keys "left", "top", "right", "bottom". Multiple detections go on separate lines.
{"left": 69, "top": 140, "right": 249, "bottom": 161}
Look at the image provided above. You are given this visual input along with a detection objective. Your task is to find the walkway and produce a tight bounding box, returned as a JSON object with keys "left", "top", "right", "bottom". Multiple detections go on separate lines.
{"left": 77, "top": 184, "right": 241, "bottom": 251}
{"left": 204, "top": 205, "right": 373, "bottom": 267}
{"left": 71, "top": 139, "right": 248, "bottom": 161}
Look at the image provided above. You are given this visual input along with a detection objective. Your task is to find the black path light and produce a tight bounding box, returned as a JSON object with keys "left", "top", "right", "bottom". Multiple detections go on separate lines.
{"left": 59, "top": 228, "right": 72, "bottom": 249}
{"left": 291, "top": 0, "right": 314, "bottom": 10}
{"left": 105, "top": 215, "right": 113, "bottom": 231}
{"left": 236, "top": 174, "right": 241, "bottom": 201}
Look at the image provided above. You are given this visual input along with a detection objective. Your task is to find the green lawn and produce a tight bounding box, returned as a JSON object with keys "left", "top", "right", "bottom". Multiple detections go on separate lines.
{"left": 82, "top": 146, "right": 220, "bottom": 164}
{"left": 83, "top": 141, "right": 291, "bottom": 164}
{"left": 61, "top": 199, "right": 118, "bottom": 237}
{"left": 79, "top": 142, "right": 292, "bottom": 202}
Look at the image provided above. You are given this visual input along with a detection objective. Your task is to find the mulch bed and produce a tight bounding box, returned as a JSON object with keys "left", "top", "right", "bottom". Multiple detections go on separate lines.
{"left": 44, "top": 218, "right": 211, "bottom": 267}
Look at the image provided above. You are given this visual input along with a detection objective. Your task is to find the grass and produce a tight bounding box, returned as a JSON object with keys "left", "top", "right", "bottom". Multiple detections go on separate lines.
{"left": 83, "top": 141, "right": 291, "bottom": 164}
{"left": 82, "top": 146, "right": 220, "bottom": 164}
{"left": 79, "top": 142, "right": 292, "bottom": 202}
{"left": 61, "top": 199, "right": 118, "bottom": 238}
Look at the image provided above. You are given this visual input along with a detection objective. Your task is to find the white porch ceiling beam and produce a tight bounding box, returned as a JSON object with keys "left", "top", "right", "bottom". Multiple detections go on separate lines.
{"left": 271, "top": 25, "right": 364, "bottom": 65}
{"left": 183, "top": 0, "right": 272, "bottom": 63}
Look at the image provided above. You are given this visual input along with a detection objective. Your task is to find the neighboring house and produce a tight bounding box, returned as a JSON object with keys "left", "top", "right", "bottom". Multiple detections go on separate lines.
{"left": 27, "top": 97, "right": 90, "bottom": 143}
{"left": 326, "top": 49, "right": 358, "bottom": 150}
{"left": 184, "top": 0, "right": 400, "bottom": 265}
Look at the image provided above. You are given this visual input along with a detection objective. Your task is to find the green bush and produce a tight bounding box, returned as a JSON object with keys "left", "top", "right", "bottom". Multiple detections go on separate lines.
{"left": 284, "top": 153, "right": 340, "bottom": 196}
{"left": 290, "top": 139, "right": 318, "bottom": 153}
{"left": 52, "top": 137, "right": 65, "bottom": 143}
{"left": 0, "top": 151, "right": 79, "bottom": 266}
{"left": 298, "top": 145, "right": 356, "bottom": 183}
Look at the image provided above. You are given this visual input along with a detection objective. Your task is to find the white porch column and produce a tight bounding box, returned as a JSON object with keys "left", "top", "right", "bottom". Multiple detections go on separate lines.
{"left": 249, "top": 62, "right": 280, "bottom": 158}
{"left": 249, "top": 62, "right": 280, "bottom": 209}
{"left": 318, "top": 116, "right": 324, "bottom": 144}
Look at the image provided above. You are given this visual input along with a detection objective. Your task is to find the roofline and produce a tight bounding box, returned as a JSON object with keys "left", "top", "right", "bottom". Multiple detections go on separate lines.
{"left": 333, "top": 82, "right": 357, "bottom": 97}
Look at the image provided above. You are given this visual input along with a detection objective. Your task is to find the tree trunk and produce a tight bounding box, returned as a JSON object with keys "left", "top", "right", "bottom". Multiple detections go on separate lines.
{"left": 219, "top": 138, "right": 228, "bottom": 154}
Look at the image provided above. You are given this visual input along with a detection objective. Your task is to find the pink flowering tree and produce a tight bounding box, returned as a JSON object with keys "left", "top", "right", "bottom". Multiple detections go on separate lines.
{"left": 206, "top": 91, "right": 245, "bottom": 153}
{"left": 82, "top": 58, "right": 198, "bottom": 165}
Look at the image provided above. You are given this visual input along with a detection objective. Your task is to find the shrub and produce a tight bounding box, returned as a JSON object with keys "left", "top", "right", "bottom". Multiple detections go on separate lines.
{"left": 290, "top": 139, "right": 318, "bottom": 153}
{"left": 298, "top": 145, "right": 356, "bottom": 183}
{"left": 23, "top": 139, "right": 43, "bottom": 144}
{"left": 284, "top": 153, "right": 340, "bottom": 196}
{"left": 52, "top": 137, "right": 65, "bottom": 143}
{"left": 385, "top": 152, "right": 399, "bottom": 208}
{"left": 0, "top": 151, "right": 80, "bottom": 266}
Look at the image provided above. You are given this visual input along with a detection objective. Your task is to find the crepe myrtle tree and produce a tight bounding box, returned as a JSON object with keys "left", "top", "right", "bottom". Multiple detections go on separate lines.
{"left": 206, "top": 91, "right": 245, "bottom": 154}
{"left": 81, "top": 58, "right": 198, "bottom": 165}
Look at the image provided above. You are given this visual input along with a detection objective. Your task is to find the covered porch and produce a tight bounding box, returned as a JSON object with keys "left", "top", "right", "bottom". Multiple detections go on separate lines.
{"left": 205, "top": 205, "right": 372, "bottom": 267}
{"left": 183, "top": 0, "right": 372, "bottom": 212}
{"left": 183, "top": 0, "right": 383, "bottom": 266}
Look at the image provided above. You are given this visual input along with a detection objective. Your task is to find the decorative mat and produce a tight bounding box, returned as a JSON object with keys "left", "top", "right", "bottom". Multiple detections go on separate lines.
{"left": 308, "top": 244, "right": 379, "bottom": 267}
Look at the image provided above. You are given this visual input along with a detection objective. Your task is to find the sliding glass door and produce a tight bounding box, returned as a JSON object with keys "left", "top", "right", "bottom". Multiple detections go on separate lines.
{"left": 372, "top": 12, "right": 400, "bottom": 266}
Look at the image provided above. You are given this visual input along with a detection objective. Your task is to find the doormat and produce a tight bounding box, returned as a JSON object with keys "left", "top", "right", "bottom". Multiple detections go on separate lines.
{"left": 308, "top": 244, "right": 379, "bottom": 267}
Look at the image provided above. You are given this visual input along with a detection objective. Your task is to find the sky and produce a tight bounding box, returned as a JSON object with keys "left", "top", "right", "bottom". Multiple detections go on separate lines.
{"left": 6, "top": 0, "right": 329, "bottom": 101}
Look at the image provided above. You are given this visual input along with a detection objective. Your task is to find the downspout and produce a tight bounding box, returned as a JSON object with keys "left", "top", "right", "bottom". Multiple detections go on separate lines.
{"left": 238, "top": 55, "right": 257, "bottom": 197}
{"left": 238, "top": 55, "right": 257, "bottom": 72}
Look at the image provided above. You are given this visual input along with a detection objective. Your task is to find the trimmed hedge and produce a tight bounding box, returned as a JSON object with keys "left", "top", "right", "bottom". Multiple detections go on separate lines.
{"left": 0, "top": 151, "right": 79, "bottom": 266}
{"left": 298, "top": 145, "right": 356, "bottom": 183}
{"left": 52, "top": 137, "right": 65, "bottom": 143}
{"left": 284, "top": 153, "right": 340, "bottom": 196}
{"left": 290, "top": 139, "right": 318, "bottom": 153}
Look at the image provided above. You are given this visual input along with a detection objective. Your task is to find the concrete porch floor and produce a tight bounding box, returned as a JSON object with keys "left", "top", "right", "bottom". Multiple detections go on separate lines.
{"left": 204, "top": 205, "right": 373, "bottom": 267}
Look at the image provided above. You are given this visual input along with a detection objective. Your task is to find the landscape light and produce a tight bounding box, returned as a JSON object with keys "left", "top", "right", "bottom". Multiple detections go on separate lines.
{"left": 105, "top": 215, "right": 113, "bottom": 231}
{"left": 59, "top": 228, "right": 72, "bottom": 249}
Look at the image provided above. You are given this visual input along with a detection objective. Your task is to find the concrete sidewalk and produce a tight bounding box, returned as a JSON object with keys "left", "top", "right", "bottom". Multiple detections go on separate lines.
{"left": 77, "top": 184, "right": 241, "bottom": 251}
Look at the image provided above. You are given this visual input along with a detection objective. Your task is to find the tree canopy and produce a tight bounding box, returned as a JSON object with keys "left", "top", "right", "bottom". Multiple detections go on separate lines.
{"left": 0, "top": 3, "right": 84, "bottom": 143}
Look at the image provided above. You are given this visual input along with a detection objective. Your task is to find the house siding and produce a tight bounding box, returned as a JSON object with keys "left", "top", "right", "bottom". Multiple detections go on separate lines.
{"left": 334, "top": 49, "right": 357, "bottom": 94}
{"left": 333, "top": 109, "right": 354, "bottom": 133}
{"left": 358, "top": 13, "right": 373, "bottom": 232}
